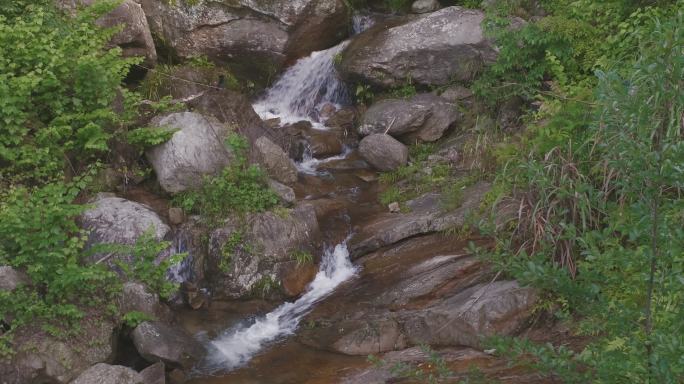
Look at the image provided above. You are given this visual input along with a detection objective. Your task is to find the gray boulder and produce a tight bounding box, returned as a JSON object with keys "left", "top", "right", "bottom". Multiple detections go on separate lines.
{"left": 71, "top": 363, "right": 143, "bottom": 384}
{"left": 268, "top": 179, "right": 296, "bottom": 206}
{"left": 402, "top": 281, "right": 538, "bottom": 348}
{"left": 119, "top": 282, "right": 173, "bottom": 323}
{"left": 58, "top": 0, "right": 157, "bottom": 65}
{"left": 411, "top": 0, "right": 440, "bottom": 13}
{"left": 339, "top": 7, "right": 496, "bottom": 88}
{"left": 253, "top": 136, "right": 298, "bottom": 185}
{"left": 359, "top": 93, "right": 459, "bottom": 142}
{"left": 0, "top": 266, "right": 29, "bottom": 292}
{"left": 81, "top": 196, "right": 171, "bottom": 268}
{"left": 146, "top": 112, "right": 233, "bottom": 193}
{"left": 132, "top": 321, "right": 204, "bottom": 369}
{"left": 207, "top": 203, "right": 321, "bottom": 299}
{"left": 0, "top": 319, "right": 117, "bottom": 384}
{"left": 136, "top": 0, "right": 348, "bottom": 85}
{"left": 139, "top": 362, "right": 165, "bottom": 384}
{"left": 358, "top": 134, "right": 408, "bottom": 171}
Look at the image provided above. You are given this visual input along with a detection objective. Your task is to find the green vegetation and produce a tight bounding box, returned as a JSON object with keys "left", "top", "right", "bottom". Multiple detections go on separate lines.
{"left": 219, "top": 230, "right": 253, "bottom": 273}
{"left": 253, "top": 275, "right": 280, "bottom": 298}
{"left": 121, "top": 311, "right": 154, "bottom": 328}
{"left": 173, "top": 133, "right": 279, "bottom": 227}
{"left": 292, "top": 250, "right": 314, "bottom": 265}
{"left": 467, "top": 2, "right": 684, "bottom": 382}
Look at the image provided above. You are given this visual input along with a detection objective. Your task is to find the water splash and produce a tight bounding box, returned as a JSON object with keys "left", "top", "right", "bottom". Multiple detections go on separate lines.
{"left": 351, "top": 12, "right": 376, "bottom": 34}
{"left": 297, "top": 145, "right": 353, "bottom": 175}
{"left": 205, "top": 241, "right": 357, "bottom": 371}
{"left": 253, "top": 42, "right": 350, "bottom": 126}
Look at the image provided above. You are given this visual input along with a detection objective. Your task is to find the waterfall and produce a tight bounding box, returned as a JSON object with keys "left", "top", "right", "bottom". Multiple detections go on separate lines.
{"left": 205, "top": 241, "right": 357, "bottom": 371}
{"left": 252, "top": 42, "right": 351, "bottom": 126}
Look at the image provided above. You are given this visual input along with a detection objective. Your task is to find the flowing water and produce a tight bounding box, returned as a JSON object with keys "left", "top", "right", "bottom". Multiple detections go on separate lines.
{"left": 204, "top": 241, "right": 357, "bottom": 372}
{"left": 252, "top": 42, "right": 351, "bottom": 126}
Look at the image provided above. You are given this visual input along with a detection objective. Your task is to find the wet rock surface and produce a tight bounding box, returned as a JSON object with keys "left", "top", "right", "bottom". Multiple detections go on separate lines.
{"left": 358, "top": 134, "right": 409, "bottom": 171}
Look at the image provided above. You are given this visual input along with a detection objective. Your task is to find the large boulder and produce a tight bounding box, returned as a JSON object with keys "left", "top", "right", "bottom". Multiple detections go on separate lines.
{"left": 146, "top": 112, "right": 233, "bottom": 193}
{"left": 80, "top": 195, "right": 171, "bottom": 268}
{"left": 207, "top": 203, "right": 321, "bottom": 299}
{"left": 358, "top": 134, "right": 408, "bottom": 171}
{"left": 0, "top": 319, "right": 117, "bottom": 384}
{"left": 132, "top": 321, "right": 204, "bottom": 369}
{"left": 359, "top": 93, "right": 459, "bottom": 142}
{"left": 136, "top": 0, "right": 348, "bottom": 85}
{"left": 59, "top": 0, "right": 157, "bottom": 65}
{"left": 338, "top": 7, "right": 496, "bottom": 88}
{"left": 71, "top": 363, "right": 143, "bottom": 384}
{"left": 402, "top": 281, "right": 538, "bottom": 348}
{"left": 253, "top": 136, "right": 299, "bottom": 185}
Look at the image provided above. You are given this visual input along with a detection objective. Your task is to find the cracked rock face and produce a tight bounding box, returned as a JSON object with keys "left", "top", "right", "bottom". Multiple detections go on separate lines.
{"left": 339, "top": 6, "right": 496, "bottom": 89}
{"left": 136, "top": 0, "right": 348, "bottom": 85}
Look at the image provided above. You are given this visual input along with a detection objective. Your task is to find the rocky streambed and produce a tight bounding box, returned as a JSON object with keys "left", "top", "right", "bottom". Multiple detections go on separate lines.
{"left": 1, "top": 2, "right": 566, "bottom": 384}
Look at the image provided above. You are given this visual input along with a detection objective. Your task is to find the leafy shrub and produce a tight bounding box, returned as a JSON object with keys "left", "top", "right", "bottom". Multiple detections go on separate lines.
{"left": 0, "top": 0, "right": 138, "bottom": 183}
{"left": 292, "top": 250, "right": 314, "bottom": 265}
{"left": 122, "top": 311, "right": 154, "bottom": 328}
{"left": 173, "top": 133, "right": 279, "bottom": 226}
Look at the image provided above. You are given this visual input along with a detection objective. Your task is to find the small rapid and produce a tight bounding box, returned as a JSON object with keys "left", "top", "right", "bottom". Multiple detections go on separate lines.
{"left": 205, "top": 241, "right": 357, "bottom": 371}
{"left": 253, "top": 42, "right": 350, "bottom": 126}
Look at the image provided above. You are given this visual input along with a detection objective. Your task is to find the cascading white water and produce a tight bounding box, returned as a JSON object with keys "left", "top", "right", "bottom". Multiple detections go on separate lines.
{"left": 206, "top": 241, "right": 357, "bottom": 371}
{"left": 253, "top": 42, "right": 351, "bottom": 126}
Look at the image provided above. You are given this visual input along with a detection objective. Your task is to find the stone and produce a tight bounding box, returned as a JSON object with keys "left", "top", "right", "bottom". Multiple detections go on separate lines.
{"left": 350, "top": 182, "right": 491, "bottom": 258}
{"left": 358, "top": 134, "right": 408, "bottom": 171}
{"left": 207, "top": 204, "right": 321, "bottom": 299}
{"left": 0, "top": 318, "right": 117, "bottom": 384}
{"left": 168, "top": 207, "right": 185, "bottom": 225}
{"left": 139, "top": 362, "right": 165, "bottom": 384}
{"left": 146, "top": 112, "right": 232, "bottom": 193}
{"left": 80, "top": 196, "right": 171, "bottom": 269}
{"left": 253, "top": 136, "right": 298, "bottom": 185}
{"left": 339, "top": 7, "right": 496, "bottom": 88}
{"left": 388, "top": 202, "right": 400, "bottom": 213}
{"left": 438, "top": 85, "right": 474, "bottom": 103}
{"left": 332, "top": 318, "right": 407, "bottom": 355}
{"left": 359, "top": 93, "right": 459, "bottom": 142}
{"left": 411, "top": 0, "right": 440, "bottom": 13}
{"left": 59, "top": 0, "right": 156, "bottom": 65}
{"left": 132, "top": 321, "right": 204, "bottom": 369}
{"left": 71, "top": 363, "right": 143, "bottom": 384}
{"left": 0, "top": 266, "right": 29, "bottom": 292}
{"left": 278, "top": 261, "right": 319, "bottom": 297}
{"left": 268, "top": 179, "right": 297, "bottom": 206}
{"left": 136, "top": 0, "right": 348, "bottom": 86}
{"left": 402, "top": 281, "right": 538, "bottom": 348}
{"left": 119, "top": 282, "right": 173, "bottom": 323}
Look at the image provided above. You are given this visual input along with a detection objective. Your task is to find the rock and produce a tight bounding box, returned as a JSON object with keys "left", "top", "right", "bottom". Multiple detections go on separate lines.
{"left": 402, "top": 281, "right": 538, "bottom": 348}
{"left": 80, "top": 196, "right": 171, "bottom": 269}
{"left": 0, "top": 319, "right": 117, "bottom": 384}
{"left": 411, "top": 0, "right": 440, "bottom": 13}
{"left": 277, "top": 261, "right": 319, "bottom": 297}
{"left": 283, "top": 120, "right": 345, "bottom": 158}
{"left": 332, "top": 318, "right": 406, "bottom": 355}
{"left": 339, "top": 7, "right": 496, "bottom": 88}
{"left": 168, "top": 207, "right": 185, "bottom": 225}
{"left": 71, "top": 363, "right": 143, "bottom": 384}
{"left": 253, "top": 136, "right": 298, "bottom": 185}
{"left": 359, "top": 93, "right": 459, "bottom": 142}
{"left": 0, "top": 266, "right": 29, "bottom": 292}
{"left": 139, "top": 362, "right": 165, "bottom": 384}
{"left": 207, "top": 203, "right": 321, "bottom": 299}
{"left": 388, "top": 202, "right": 400, "bottom": 213}
{"left": 358, "top": 134, "right": 408, "bottom": 171}
{"left": 59, "top": 0, "right": 156, "bottom": 65}
{"left": 350, "top": 182, "right": 491, "bottom": 258}
{"left": 268, "top": 179, "right": 296, "bottom": 206}
{"left": 136, "top": 0, "right": 348, "bottom": 86}
{"left": 439, "top": 85, "right": 474, "bottom": 103}
{"left": 119, "top": 282, "right": 173, "bottom": 323}
{"left": 167, "top": 369, "right": 186, "bottom": 384}
{"left": 326, "top": 107, "right": 358, "bottom": 133}
{"left": 132, "top": 321, "right": 204, "bottom": 369}
{"left": 146, "top": 112, "right": 232, "bottom": 193}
